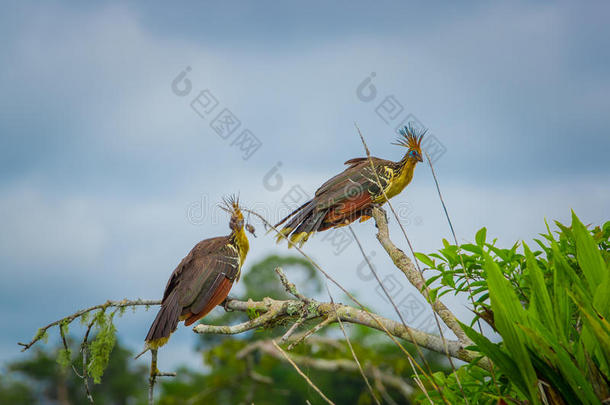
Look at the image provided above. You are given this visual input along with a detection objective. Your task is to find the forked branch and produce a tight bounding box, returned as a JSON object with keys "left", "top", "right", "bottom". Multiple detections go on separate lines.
{"left": 193, "top": 296, "right": 488, "bottom": 369}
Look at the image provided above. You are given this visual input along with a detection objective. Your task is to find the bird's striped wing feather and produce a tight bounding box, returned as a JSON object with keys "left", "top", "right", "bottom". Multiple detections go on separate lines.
{"left": 315, "top": 158, "right": 392, "bottom": 210}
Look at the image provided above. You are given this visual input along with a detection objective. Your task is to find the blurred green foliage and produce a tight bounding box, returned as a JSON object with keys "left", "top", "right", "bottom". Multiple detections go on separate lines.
{"left": 1, "top": 338, "right": 147, "bottom": 405}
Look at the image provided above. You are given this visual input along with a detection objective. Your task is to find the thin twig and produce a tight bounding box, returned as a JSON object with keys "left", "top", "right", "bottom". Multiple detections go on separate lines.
{"left": 425, "top": 150, "right": 501, "bottom": 395}
{"left": 148, "top": 349, "right": 157, "bottom": 405}
{"left": 287, "top": 316, "right": 335, "bottom": 350}
{"left": 275, "top": 267, "right": 308, "bottom": 302}
{"left": 242, "top": 339, "right": 413, "bottom": 402}
{"left": 280, "top": 316, "right": 307, "bottom": 343}
{"left": 272, "top": 340, "right": 336, "bottom": 405}
{"left": 326, "top": 281, "right": 381, "bottom": 405}
{"left": 409, "top": 357, "right": 434, "bottom": 405}
{"left": 373, "top": 367, "right": 399, "bottom": 405}
{"left": 79, "top": 319, "right": 96, "bottom": 404}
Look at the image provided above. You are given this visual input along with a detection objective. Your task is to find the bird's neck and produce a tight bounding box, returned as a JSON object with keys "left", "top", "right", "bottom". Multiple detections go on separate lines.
{"left": 384, "top": 156, "right": 418, "bottom": 198}
{"left": 400, "top": 156, "right": 419, "bottom": 180}
{"left": 231, "top": 227, "right": 250, "bottom": 266}
{"left": 399, "top": 151, "right": 418, "bottom": 168}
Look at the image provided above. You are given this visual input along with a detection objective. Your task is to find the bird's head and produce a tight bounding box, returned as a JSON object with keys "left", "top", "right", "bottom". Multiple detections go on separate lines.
{"left": 221, "top": 195, "right": 256, "bottom": 236}
{"left": 221, "top": 195, "right": 245, "bottom": 232}
{"left": 393, "top": 125, "right": 425, "bottom": 163}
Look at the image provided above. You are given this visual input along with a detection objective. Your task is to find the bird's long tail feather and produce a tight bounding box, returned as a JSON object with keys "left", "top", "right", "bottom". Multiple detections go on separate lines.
{"left": 274, "top": 199, "right": 311, "bottom": 228}
{"left": 144, "top": 292, "right": 181, "bottom": 348}
{"left": 276, "top": 200, "right": 330, "bottom": 247}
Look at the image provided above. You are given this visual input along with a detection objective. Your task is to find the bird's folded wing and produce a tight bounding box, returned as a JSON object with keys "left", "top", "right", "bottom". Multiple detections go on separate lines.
{"left": 160, "top": 236, "right": 229, "bottom": 302}
{"left": 188, "top": 271, "right": 226, "bottom": 315}
{"left": 315, "top": 162, "right": 390, "bottom": 211}
{"left": 187, "top": 245, "right": 242, "bottom": 307}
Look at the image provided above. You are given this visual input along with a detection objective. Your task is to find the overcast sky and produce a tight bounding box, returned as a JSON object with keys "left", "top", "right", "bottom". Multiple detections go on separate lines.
{"left": 1, "top": 1, "right": 609, "bottom": 371}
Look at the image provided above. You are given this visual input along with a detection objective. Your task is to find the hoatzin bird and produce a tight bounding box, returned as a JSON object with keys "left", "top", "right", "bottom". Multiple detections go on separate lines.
{"left": 275, "top": 125, "right": 424, "bottom": 246}
{"left": 137, "top": 196, "right": 253, "bottom": 357}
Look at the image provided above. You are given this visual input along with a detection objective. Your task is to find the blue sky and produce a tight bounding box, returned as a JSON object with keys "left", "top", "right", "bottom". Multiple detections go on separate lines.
{"left": 1, "top": 1, "right": 609, "bottom": 371}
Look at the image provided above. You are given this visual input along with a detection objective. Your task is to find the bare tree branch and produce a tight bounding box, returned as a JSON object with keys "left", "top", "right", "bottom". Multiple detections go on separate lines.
{"left": 287, "top": 315, "right": 335, "bottom": 350}
{"left": 275, "top": 267, "right": 309, "bottom": 302}
{"left": 278, "top": 265, "right": 380, "bottom": 403}
{"left": 193, "top": 296, "right": 490, "bottom": 369}
{"left": 272, "top": 340, "right": 336, "bottom": 405}
{"left": 77, "top": 319, "right": 96, "bottom": 404}
{"left": 348, "top": 223, "right": 441, "bottom": 399}
{"left": 18, "top": 299, "right": 160, "bottom": 352}
{"left": 279, "top": 315, "right": 306, "bottom": 343}
{"left": 244, "top": 207, "right": 439, "bottom": 379}
{"left": 148, "top": 349, "right": 176, "bottom": 405}
{"left": 371, "top": 206, "right": 472, "bottom": 345}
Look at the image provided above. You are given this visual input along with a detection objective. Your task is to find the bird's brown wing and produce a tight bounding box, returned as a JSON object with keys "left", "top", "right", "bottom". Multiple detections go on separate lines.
{"left": 180, "top": 242, "right": 241, "bottom": 326}
{"left": 161, "top": 236, "right": 225, "bottom": 302}
{"left": 183, "top": 274, "right": 234, "bottom": 326}
{"left": 186, "top": 246, "right": 240, "bottom": 313}
{"left": 314, "top": 157, "right": 392, "bottom": 209}
{"left": 274, "top": 157, "right": 396, "bottom": 244}
{"left": 161, "top": 236, "right": 239, "bottom": 308}
{"left": 144, "top": 236, "right": 240, "bottom": 343}
{"left": 343, "top": 157, "right": 369, "bottom": 167}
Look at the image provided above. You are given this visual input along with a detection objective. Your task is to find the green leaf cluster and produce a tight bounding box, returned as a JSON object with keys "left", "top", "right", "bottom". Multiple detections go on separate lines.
{"left": 417, "top": 213, "right": 610, "bottom": 404}
{"left": 87, "top": 310, "right": 117, "bottom": 384}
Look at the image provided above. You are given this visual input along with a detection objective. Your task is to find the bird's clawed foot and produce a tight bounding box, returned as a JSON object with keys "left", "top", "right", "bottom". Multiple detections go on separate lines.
{"left": 150, "top": 366, "right": 160, "bottom": 378}
{"left": 222, "top": 296, "right": 236, "bottom": 312}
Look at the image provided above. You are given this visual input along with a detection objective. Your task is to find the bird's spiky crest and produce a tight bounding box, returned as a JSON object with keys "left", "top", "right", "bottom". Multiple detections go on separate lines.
{"left": 393, "top": 124, "right": 425, "bottom": 150}
{"left": 220, "top": 194, "right": 243, "bottom": 220}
